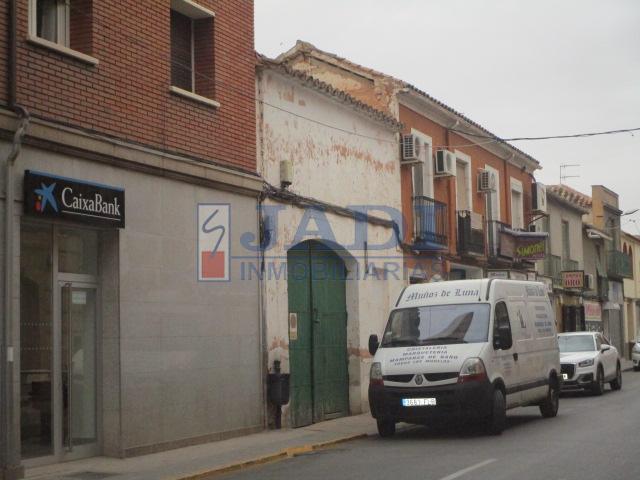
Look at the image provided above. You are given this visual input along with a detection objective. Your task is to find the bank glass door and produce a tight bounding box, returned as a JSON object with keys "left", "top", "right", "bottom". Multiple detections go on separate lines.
{"left": 21, "top": 224, "right": 99, "bottom": 465}
{"left": 59, "top": 282, "right": 98, "bottom": 460}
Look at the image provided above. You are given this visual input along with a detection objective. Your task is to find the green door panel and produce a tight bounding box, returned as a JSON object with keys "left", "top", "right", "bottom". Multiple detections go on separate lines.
{"left": 287, "top": 241, "right": 349, "bottom": 427}
{"left": 287, "top": 244, "right": 313, "bottom": 427}
{"left": 310, "top": 242, "right": 349, "bottom": 421}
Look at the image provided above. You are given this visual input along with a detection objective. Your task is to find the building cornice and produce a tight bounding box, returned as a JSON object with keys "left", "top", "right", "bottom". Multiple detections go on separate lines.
{"left": 0, "top": 107, "right": 263, "bottom": 197}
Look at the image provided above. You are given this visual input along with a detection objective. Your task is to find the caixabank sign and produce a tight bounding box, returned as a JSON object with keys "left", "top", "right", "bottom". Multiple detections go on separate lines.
{"left": 24, "top": 170, "right": 125, "bottom": 228}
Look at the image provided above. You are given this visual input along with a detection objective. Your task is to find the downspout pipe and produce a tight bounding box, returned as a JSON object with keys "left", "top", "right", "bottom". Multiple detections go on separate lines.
{"left": 2, "top": 0, "right": 30, "bottom": 476}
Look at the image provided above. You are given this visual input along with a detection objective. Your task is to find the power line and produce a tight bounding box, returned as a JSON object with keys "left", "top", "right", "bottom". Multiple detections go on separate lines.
{"left": 450, "top": 126, "right": 640, "bottom": 142}
{"left": 64, "top": 5, "right": 640, "bottom": 153}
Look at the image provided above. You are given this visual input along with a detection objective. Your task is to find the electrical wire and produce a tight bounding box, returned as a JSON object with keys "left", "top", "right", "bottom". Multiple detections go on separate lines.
{"left": 64, "top": 4, "right": 640, "bottom": 153}
{"left": 449, "top": 127, "right": 640, "bottom": 142}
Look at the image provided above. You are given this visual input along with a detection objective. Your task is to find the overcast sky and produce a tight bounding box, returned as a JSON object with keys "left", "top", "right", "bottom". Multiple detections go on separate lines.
{"left": 255, "top": 0, "right": 640, "bottom": 231}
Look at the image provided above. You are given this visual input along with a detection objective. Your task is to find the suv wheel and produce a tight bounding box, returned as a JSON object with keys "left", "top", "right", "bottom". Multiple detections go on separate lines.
{"left": 591, "top": 366, "right": 605, "bottom": 396}
{"left": 610, "top": 363, "right": 622, "bottom": 391}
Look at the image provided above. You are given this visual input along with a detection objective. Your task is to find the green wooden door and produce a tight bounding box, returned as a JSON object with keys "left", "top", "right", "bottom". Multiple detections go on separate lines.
{"left": 288, "top": 241, "right": 349, "bottom": 427}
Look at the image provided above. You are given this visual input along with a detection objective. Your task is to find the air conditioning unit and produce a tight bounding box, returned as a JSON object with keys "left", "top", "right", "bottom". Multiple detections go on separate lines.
{"left": 435, "top": 150, "right": 456, "bottom": 176}
{"left": 478, "top": 169, "right": 497, "bottom": 192}
{"left": 584, "top": 273, "right": 595, "bottom": 290}
{"left": 401, "top": 134, "right": 423, "bottom": 164}
{"left": 532, "top": 182, "right": 547, "bottom": 213}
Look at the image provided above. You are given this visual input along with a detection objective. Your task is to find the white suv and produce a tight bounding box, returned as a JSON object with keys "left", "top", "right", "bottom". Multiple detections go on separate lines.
{"left": 558, "top": 332, "right": 622, "bottom": 395}
{"left": 632, "top": 339, "right": 640, "bottom": 371}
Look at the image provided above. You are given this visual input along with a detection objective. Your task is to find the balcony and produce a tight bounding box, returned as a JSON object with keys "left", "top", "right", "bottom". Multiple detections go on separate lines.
{"left": 413, "top": 196, "right": 447, "bottom": 250}
{"left": 598, "top": 275, "right": 609, "bottom": 301}
{"left": 457, "top": 210, "right": 485, "bottom": 256}
{"left": 543, "top": 254, "right": 562, "bottom": 289}
{"left": 562, "top": 258, "right": 579, "bottom": 272}
{"left": 607, "top": 250, "right": 632, "bottom": 279}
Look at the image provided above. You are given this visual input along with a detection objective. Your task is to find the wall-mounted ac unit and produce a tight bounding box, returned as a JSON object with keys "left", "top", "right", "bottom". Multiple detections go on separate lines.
{"left": 435, "top": 150, "right": 456, "bottom": 176}
{"left": 532, "top": 182, "right": 547, "bottom": 213}
{"left": 584, "top": 273, "right": 595, "bottom": 290}
{"left": 478, "top": 169, "right": 497, "bottom": 192}
{"left": 401, "top": 134, "right": 423, "bottom": 164}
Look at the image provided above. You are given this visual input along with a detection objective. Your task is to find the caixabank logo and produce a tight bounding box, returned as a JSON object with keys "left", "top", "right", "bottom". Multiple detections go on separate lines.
{"left": 24, "top": 170, "right": 125, "bottom": 228}
{"left": 197, "top": 204, "right": 230, "bottom": 281}
{"left": 33, "top": 182, "right": 59, "bottom": 213}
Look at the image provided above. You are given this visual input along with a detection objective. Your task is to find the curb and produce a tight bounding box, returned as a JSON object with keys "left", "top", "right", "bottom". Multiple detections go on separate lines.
{"left": 169, "top": 433, "right": 368, "bottom": 480}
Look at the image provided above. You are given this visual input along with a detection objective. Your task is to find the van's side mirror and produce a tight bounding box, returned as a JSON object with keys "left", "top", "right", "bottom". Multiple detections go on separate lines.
{"left": 494, "top": 325, "right": 513, "bottom": 350}
{"left": 601, "top": 344, "right": 611, "bottom": 353}
{"left": 368, "top": 334, "right": 380, "bottom": 356}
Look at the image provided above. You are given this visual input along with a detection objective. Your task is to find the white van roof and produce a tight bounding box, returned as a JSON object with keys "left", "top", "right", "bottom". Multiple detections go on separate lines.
{"left": 395, "top": 279, "right": 547, "bottom": 309}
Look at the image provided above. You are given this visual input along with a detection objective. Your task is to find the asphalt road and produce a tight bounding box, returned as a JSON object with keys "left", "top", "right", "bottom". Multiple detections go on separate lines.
{"left": 223, "top": 371, "right": 640, "bottom": 480}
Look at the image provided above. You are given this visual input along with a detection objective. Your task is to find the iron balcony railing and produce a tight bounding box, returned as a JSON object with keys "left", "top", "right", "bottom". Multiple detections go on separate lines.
{"left": 562, "top": 258, "right": 579, "bottom": 272}
{"left": 607, "top": 250, "right": 633, "bottom": 279}
{"left": 413, "top": 196, "right": 447, "bottom": 249}
{"left": 598, "top": 275, "right": 609, "bottom": 301}
{"left": 543, "top": 254, "right": 563, "bottom": 289}
{"left": 457, "top": 210, "right": 485, "bottom": 256}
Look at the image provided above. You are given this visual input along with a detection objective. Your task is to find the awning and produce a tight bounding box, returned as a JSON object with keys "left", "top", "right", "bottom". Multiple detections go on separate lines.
{"left": 502, "top": 227, "right": 548, "bottom": 238}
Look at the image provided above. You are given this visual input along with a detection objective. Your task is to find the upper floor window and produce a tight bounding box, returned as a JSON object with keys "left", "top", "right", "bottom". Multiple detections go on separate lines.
{"left": 510, "top": 178, "right": 524, "bottom": 230}
{"left": 35, "top": 0, "right": 68, "bottom": 45}
{"left": 170, "top": 0, "right": 216, "bottom": 104}
{"left": 455, "top": 151, "right": 472, "bottom": 212}
{"left": 410, "top": 130, "right": 434, "bottom": 199}
{"left": 29, "top": 0, "right": 97, "bottom": 64}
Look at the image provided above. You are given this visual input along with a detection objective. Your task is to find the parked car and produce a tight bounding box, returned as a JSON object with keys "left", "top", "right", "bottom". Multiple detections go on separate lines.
{"left": 558, "top": 332, "right": 622, "bottom": 395}
{"left": 632, "top": 339, "right": 640, "bottom": 371}
{"left": 367, "top": 279, "right": 560, "bottom": 437}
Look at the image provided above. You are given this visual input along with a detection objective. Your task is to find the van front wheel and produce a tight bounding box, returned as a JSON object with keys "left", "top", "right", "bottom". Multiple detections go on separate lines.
{"left": 485, "top": 388, "right": 506, "bottom": 435}
{"left": 376, "top": 418, "right": 396, "bottom": 437}
{"left": 539, "top": 379, "right": 559, "bottom": 418}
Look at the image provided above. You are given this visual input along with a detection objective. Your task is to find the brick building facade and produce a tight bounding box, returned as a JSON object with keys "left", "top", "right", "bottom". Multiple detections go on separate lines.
{"left": 1, "top": 2, "right": 262, "bottom": 478}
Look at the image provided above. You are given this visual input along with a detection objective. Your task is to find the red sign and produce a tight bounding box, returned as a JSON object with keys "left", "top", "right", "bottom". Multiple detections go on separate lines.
{"left": 562, "top": 271, "right": 584, "bottom": 289}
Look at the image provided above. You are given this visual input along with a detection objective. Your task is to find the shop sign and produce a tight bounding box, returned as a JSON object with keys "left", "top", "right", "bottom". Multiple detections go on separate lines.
{"left": 487, "top": 270, "right": 509, "bottom": 280}
{"left": 24, "top": 170, "right": 125, "bottom": 228}
{"left": 562, "top": 270, "right": 584, "bottom": 289}
{"left": 514, "top": 236, "right": 546, "bottom": 261}
{"left": 584, "top": 301, "right": 602, "bottom": 322}
{"left": 198, "top": 204, "right": 230, "bottom": 281}
{"left": 499, "top": 231, "right": 515, "bottom": 259}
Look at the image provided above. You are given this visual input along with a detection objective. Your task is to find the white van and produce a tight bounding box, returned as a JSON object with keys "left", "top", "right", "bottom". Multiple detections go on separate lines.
{"left": 368, "top": 279, "right": 560, "bottom": 436}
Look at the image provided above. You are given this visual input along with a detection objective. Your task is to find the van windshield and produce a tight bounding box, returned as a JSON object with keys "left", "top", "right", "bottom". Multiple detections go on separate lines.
{"left": 380, "top": 304, "right": 491, "bottom": 347}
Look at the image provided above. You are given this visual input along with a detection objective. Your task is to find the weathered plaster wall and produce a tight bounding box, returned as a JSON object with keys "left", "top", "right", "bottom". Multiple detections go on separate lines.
{"left": 257, "top": 68, "right": 404, "bottom": 420}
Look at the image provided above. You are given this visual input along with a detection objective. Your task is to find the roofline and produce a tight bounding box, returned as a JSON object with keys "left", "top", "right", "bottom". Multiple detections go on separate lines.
{"left": 399, "top": 88, "right": 540, "bottom": 172}
{"left": 546, "top": 189, "right": 590, "bottom": 214}
{"left": 276, "top": 40, "right": 541, "bottom": 172}
{"left": 257, "top": 54, "right": 404, "bottom": 131}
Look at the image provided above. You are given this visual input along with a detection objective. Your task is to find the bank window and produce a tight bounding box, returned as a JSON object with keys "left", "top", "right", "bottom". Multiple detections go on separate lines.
{"left": 58, "top": 228, "right": 98, "bottom": 275}
{"left": 29, "top": 0, "right": 95, "bottom": 57}
{"left": 170, "top": 0, "right": 217, "bottom": 105}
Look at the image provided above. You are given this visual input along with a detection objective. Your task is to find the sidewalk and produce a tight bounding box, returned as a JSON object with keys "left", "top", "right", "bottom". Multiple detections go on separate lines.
{"left": 621, "top": 357, "right": 634, "bottom": 372}
{"left": 26, "top": 414, "right": 379, "bottom": 480}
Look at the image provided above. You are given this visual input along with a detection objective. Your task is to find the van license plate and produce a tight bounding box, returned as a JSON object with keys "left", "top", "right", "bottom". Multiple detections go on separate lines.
{"left": 402, "top": 398, "right": 436, "bottom": 407}
{"left": 562, "top": 374, "right": 568, "bottom": 380}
